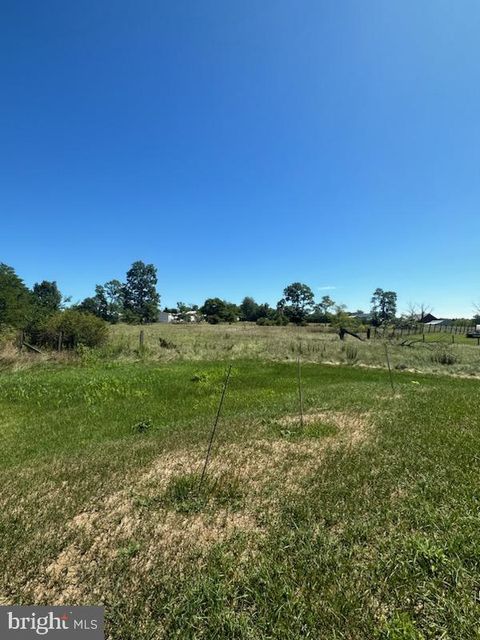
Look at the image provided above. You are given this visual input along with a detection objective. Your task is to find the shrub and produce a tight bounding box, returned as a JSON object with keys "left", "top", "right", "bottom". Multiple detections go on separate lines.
{"left": 256, "top": 314, "right": 288, "bottom": 326}
{"left": 256, "top": 317, "right": 274, "bottom": 326}
{"left": 431, "top": 347, "right": 457, "bottom": 366}
{"left": 0, "top": 325, "right": 18, "bottom": 349}
{"left": 43, "top": 309, "right": 108, "bottom": 349}
{"left": 159, "top": 337, "right": 176, "bottom": 349}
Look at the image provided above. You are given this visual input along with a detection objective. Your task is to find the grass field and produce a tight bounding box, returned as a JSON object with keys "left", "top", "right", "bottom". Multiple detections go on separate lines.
{"left": 90, "top": 322, "right": 480, "bottom": 377}
{"left": 3, "top": 322, "right": 480, "bottom": 377}
{"left": 1, "top": 336, "right": 480, "bottom": 638}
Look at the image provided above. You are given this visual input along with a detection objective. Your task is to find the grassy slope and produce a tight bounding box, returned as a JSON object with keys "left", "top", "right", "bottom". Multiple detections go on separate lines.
{"left": 1, "top": 361, "right": 480, "bottom": 638}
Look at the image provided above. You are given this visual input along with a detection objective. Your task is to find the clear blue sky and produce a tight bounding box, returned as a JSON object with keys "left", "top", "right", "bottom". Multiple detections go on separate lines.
{"left": 1, "top": 1, "right": 479, "bottom": 317}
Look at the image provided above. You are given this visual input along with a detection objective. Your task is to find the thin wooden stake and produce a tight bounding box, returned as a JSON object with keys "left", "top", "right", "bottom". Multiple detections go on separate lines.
{"left": 199, "top": 364, "right": 232, "bottom": 490}
{"left": 384, "top": 342, "right": 394, "bottom": 392}
{"left": 297, "top": 357, "right": 304, "bottom": 427}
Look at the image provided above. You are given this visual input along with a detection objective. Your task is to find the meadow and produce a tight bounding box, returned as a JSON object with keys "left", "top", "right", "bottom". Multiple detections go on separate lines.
{"left": 4, "top": 322, "right": 479, "bottom": 376}
{"left": 1, "top": 324, "right": 480, "bottom": 638}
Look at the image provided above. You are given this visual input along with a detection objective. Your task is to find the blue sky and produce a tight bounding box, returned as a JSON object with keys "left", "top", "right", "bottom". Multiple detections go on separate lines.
{"left": 1, "top": 0, "right": 479, "bottom": 317}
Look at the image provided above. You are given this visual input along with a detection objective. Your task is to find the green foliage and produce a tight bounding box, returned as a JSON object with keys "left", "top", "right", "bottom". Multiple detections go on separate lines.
{"left": 431, "top": 346, "right": 457, "bottom": 365}
{"left": 80, "top": 280, "right": 124, "bottom": 323}
{"left": 2, "top": 360, "right": 480, "bottom": 637}
{"left": 117, "top": 541, "right": 141, "bottom": 559}
{"left": 159, "top": 472, "right": 244, "bottom": 514}
{"left": 123, "top": 261, "right": 160, "bottom": 323}
{"left": 328, "top": 305, "right": 352, "bottom": 328}
{"left": 44, "top": 309, "right": 108, "bottom": 348}
{"left": 371, "top": 288, "right": 397, "bottom": 326}
{"left": 0, "top": 263, "right": 32, "bottom": 329}
{"left": 131, "top": 418, "right": 153, "bottom": 434}
{"left": 256, "top": 314, "right": 288, "bottom": 326}
{"left": 201, "top": 298, "right": 238, "bottom": 323}
{"left": 239, "top": 296, "right": 272, "bottom": 321}
{"left": 345, "top": 343, "right": 358, "bottom": 363}
{"left": 0, "top": 325, "right": 18, "bottom": 348}
{"left": 27, "top": 280, "right": 64, "bottom": 343}
{"left": 278, "top": 282, "right": 315, "bottom": 324}
{"left": 311, "top": 295, "right": 336, "bottom": 322}
{"left": 158, "top": 337, "right": 176, "bottom": 349}
{"left": 32, "top": 281, "right": 62, "bottom": 313}
{"left": 379, "top": 613, "right": 424, "bottom": 639}
{"left": 239, "top": 296, "right": 259, "bottom": 321}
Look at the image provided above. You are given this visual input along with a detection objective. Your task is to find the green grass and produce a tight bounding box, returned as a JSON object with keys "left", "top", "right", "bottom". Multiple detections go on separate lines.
{"left": 4, "top": 322, "right": 480, "bottom": 376}
{"left": 1, "top": 358, "right": 480, "bottom": 638}
{"left": 107, "top": 322, "right": 480, "bottom": 376}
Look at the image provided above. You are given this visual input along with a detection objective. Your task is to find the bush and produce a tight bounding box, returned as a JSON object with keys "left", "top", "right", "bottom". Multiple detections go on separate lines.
{"left": 0, "top": 326, "right": 18, "bottom": 349}
{"left": 431, "top": 347, "right": 457, "bottom": 366}
{"left": 256, "top": 314, "right": 288, "bottom": 326}
{"left": 42, "top": 309, "right": 108, "bottom": 349}
{"left": 256, "top": 317, "right": 274, "bottom": 326}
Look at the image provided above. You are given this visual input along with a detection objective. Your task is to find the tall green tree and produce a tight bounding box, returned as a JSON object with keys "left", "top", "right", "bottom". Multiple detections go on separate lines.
{"left": 240, "top": 296, "right": 260, "bottom": 321}
{"left": 32, "top": 281, "right": 62, "bottom": 313}
{"left": 78, "top": 279, "right": 124, "bottom": 323}
{"left": 97, "top": 280, "right": 124, "bottom": 323}
{"left": 278, "top": 282, "right": 315, "bottom": 324}
{"left": 318, "top": 295, "right": 335, "bottom": 316}
{"left": 0, "top": 263, "right": 32, "bottom": 328}
{"left": 371, "top": 288, "right": 397, "bottom": 325}
{"left": 122, "top": 261, "right": 160, "bottom": 323}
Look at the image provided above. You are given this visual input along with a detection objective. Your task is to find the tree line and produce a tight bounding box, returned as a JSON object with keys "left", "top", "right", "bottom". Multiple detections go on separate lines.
{"left": 0, "top": 260, "right": 160, "bottom": 348}
{"left": 1, "top": 261, "right": 477, "bottom": 349}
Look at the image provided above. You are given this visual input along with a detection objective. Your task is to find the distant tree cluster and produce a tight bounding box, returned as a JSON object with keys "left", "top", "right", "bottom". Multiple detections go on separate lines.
{"left": 77, "top": 261, "right": 160, "bottom": 324}
{"left": 0, "top": 260, "right": 161, "bottom": 349}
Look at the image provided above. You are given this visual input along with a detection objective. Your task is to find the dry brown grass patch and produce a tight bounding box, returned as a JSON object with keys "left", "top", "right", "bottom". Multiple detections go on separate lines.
{"left": 29, "top": 408, "right": 372, "bottom": 604}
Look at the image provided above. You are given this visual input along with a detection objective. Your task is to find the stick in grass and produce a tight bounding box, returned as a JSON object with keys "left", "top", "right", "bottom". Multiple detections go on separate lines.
{"left": 384, "top": 342, "right": 395, "bottom": 392}
{"left": 198, "top": 364, "right": 233, "bottom": 491}
{"left": 297, "top": 356, "right": 304, "bottom": 427}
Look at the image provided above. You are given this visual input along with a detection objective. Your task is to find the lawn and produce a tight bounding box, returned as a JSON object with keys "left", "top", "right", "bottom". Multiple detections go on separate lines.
{"left": 1, "top": 357, "right": 480, "bottom": 638}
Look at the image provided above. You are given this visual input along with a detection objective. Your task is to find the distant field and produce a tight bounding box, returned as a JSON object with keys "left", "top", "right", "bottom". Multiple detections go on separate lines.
{"left": 1, "top": 360, "right": 480, "bottom": 638}
{"left": 3, "top": 322, "right": 479, "bottom": 377}
{"left": 105, "top": 322, "right": 480, "bottom": 376}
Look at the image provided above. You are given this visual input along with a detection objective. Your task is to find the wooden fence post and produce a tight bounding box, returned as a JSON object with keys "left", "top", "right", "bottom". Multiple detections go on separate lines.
{"left": 139, "top": 330, "right": 144, "bottom": 348}
{"left": 57, "top": 331, "right": 63, "bottom": 352}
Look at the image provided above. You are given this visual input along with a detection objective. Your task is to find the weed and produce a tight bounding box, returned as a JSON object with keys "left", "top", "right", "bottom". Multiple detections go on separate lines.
{"left": 131, "top": 418, "right": 153, "bottom": 434}
{"left": 431, "top": 347, "right": 458, "bottom": 365}
{"left": 379, "top": 612, "right": 423, "bottom": 639}
{"left": 345, "top": 343, "right": 358, "bottom": 363}
{"left": 159, "top": 472, "right": 244, "bottom": 514}
{"left": 159, "top": 337, "right": 176, "bottom": 349}
{"left": 117, "top": 541, "right": 141, "bottom": 558}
